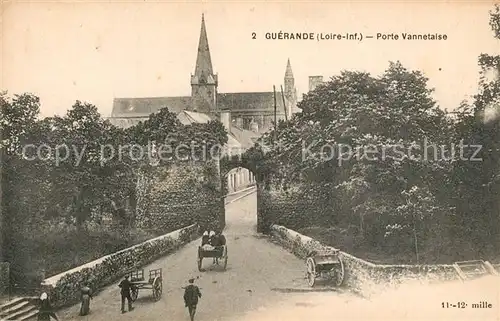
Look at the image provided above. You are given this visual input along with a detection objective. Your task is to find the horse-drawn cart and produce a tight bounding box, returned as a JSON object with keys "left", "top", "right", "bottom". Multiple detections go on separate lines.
{"left": 197, "top": 245, "right": 228, "bottom": 271}
{"left": 305, "top": 249, "right": 345, "bottom": 287}
{"left": 128, "top": 268, "right": 163, "bottom": 301}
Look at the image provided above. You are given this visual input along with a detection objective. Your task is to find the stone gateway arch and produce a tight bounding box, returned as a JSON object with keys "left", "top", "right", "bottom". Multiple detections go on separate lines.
{"left": 106, "top": 14, "right": 300, "bottom": 235}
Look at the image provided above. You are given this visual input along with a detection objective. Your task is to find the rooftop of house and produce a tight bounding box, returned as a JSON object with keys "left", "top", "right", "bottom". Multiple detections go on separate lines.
{"left": 107, "top": 110, "right": 258, "bottom": 152}
{"left": 111, "top": 96, "right": 191, "bottom": 117}
{"left": 177, "top": 110, "right": 256, "bottom": 151}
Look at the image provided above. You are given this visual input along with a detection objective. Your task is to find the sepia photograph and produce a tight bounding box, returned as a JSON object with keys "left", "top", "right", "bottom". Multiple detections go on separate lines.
{"left": 1, "top": 1, "right": 500, "bottom": 320}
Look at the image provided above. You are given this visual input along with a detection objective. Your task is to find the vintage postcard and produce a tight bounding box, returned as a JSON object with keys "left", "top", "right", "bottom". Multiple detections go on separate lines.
{"left": 1, "top": 1, "right": 499, "bottom": 321}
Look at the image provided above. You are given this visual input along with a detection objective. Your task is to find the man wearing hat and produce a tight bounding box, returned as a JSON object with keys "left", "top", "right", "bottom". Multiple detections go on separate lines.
{"left": 183, "top": 278, "right": 202, "bottom": 321}
{"left": 118, "top": 274, "right": 134, "bottom": 313}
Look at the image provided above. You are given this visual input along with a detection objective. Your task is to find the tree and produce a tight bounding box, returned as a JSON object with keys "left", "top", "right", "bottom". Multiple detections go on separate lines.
{"left": 249, "top": 60, "right": 460, "bottom": 261}
{"left": 1, "top": 93, "right": 43, "bottom": 260}
{"left": 391, "top": 185, "right": 450, "bottom": 263}
{"left": 456, "top": 3, "right": 500, "bottom": 253}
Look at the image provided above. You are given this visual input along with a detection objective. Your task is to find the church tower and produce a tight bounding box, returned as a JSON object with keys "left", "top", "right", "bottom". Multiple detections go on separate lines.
{"left": 284, "top": 58, "right": 298, "bottom": 116}
{"left": 190, "top": 14, "right": 218, "bottom": 113}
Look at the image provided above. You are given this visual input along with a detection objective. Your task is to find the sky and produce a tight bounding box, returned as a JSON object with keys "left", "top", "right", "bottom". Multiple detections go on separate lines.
{"left": 2, "top": 1, "right": 499, "bottom": 118}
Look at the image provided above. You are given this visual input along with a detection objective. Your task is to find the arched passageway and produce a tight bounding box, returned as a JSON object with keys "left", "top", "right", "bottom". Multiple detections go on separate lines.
{"left": 220, "top": 154, "right": 268, "bottom": 233}
{"left": 223, "top": 166, "right": 259, "bottom": 233}
{"left": 225, "top": 166, "right": 256, "bottom": 193}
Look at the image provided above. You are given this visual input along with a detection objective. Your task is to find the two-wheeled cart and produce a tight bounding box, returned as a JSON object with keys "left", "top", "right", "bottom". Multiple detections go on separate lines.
{"left": 305, "top": 249, "right": 345, "bottom": 287}
{"left": 197, "top": 245, "right": 228, "bottom": 271}
{"left": 127, "top": 268, "right": 163, "bottom": 301}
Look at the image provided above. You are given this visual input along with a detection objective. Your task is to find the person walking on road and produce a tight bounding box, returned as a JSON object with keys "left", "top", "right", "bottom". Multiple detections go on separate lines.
{"left": 118, "top": 275, "right": 134, "bottom": 313}
{"left": 79, "top": 282, "right": 93, "bottom": 316}
{"left": 37, "top": 292, "right": 59, "bottom": 321}
{"left": 183, "top": 278, "right": 202, "bottom": 321}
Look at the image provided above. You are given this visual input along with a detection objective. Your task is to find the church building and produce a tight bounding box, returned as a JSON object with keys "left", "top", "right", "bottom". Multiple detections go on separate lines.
{"left": 109, "top": 14, "right": 299, "bottom": 135}
{"left": 108, "top": 14, "right": 300, "bottom": 194}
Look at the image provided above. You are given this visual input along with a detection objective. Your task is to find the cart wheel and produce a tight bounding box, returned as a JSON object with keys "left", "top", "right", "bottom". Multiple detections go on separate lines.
{"left": 197, "top": 257, "right": 203, "bottom": 271}
{"left": 306, "top": 257, "right": 316, "bottom": 287}
{"left": 334, "top": 256, "right": 345, "bottom": 286}
{"left": 152, "top": 277, "right": 162, "bottom": 301}
{"left": 197, "top": 247, "right": 203, "bottom": 271}
{"left": 222, "top": 246, "right": 228, "bottom": 271}
{"left": 131, "top": 287, "right": 139, "bottom": 302}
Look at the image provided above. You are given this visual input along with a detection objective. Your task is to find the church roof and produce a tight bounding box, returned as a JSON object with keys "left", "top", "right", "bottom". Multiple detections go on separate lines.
{"left": 217, "top": 92, "right": 286, "bottom": 112}
{"left": 111, "top": 90, "right": 288, "bottom": 117}
{"left": 111, "top": 96, "right": 191, "bottom": 116}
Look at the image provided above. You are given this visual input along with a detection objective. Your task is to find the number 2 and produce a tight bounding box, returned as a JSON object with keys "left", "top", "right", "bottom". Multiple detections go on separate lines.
{"left": 252, "top": 32, "right": 256, "bottom": 39}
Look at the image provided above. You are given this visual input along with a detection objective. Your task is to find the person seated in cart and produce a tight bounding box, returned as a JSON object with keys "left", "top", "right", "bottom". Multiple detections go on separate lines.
{"left": 208, "top": 230, "right": 216, "bottom": 244}
{"left": 201, "top": 231, "right": 210, "bottom": 246}
{"left": 201, "top": 231, "right": 215, "bottom": 250}
{"left": 210, "top": 231, "right": 226, "bottom": 264}
{"left": 212, "top": 231, "right": 225, "bottom": 247}
{"left": 218, "top": 231, "right": 226, "bottom": 246}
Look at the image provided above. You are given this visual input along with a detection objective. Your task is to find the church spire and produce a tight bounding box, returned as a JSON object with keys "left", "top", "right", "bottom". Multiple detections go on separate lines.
{"left": 284, "top": 58, "right": 297, "bottom": 116}
{"left": 194, "top": 13, "right": 214, "bottom": 78}
{"left": 285, "top": 58, "right": 294, "bottom": 78}
{"left": 190, "top": 14, "right": 218, "bottom": 113}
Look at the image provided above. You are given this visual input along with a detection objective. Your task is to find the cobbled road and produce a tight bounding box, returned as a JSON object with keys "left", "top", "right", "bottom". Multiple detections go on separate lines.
{"left": 56, "top": 187, "right": 500, "bottom": 321}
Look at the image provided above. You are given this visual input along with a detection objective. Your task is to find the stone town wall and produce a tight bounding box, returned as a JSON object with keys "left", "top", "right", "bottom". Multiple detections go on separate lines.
{"left": 40, "top": 224, "right": 199, "bottom": 308}
{"left": 136, "top": 161, "right": 225, "bottom": 233}
{"left": 258, "top": 185, "right": 333, "bottom": 232}
{"left": 269, "top": 225, "right": 459, "bottom": 296}
{"left": 0, "top": 262, "right": 9, "bottom": 295}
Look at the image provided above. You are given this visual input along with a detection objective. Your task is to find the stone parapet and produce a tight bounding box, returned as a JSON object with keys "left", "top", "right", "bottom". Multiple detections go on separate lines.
{"left": 40, "top": 224, "right": 199, "bottom": 308}
{"left": 269, "top": 224, "right": 458, "bottom": 296}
